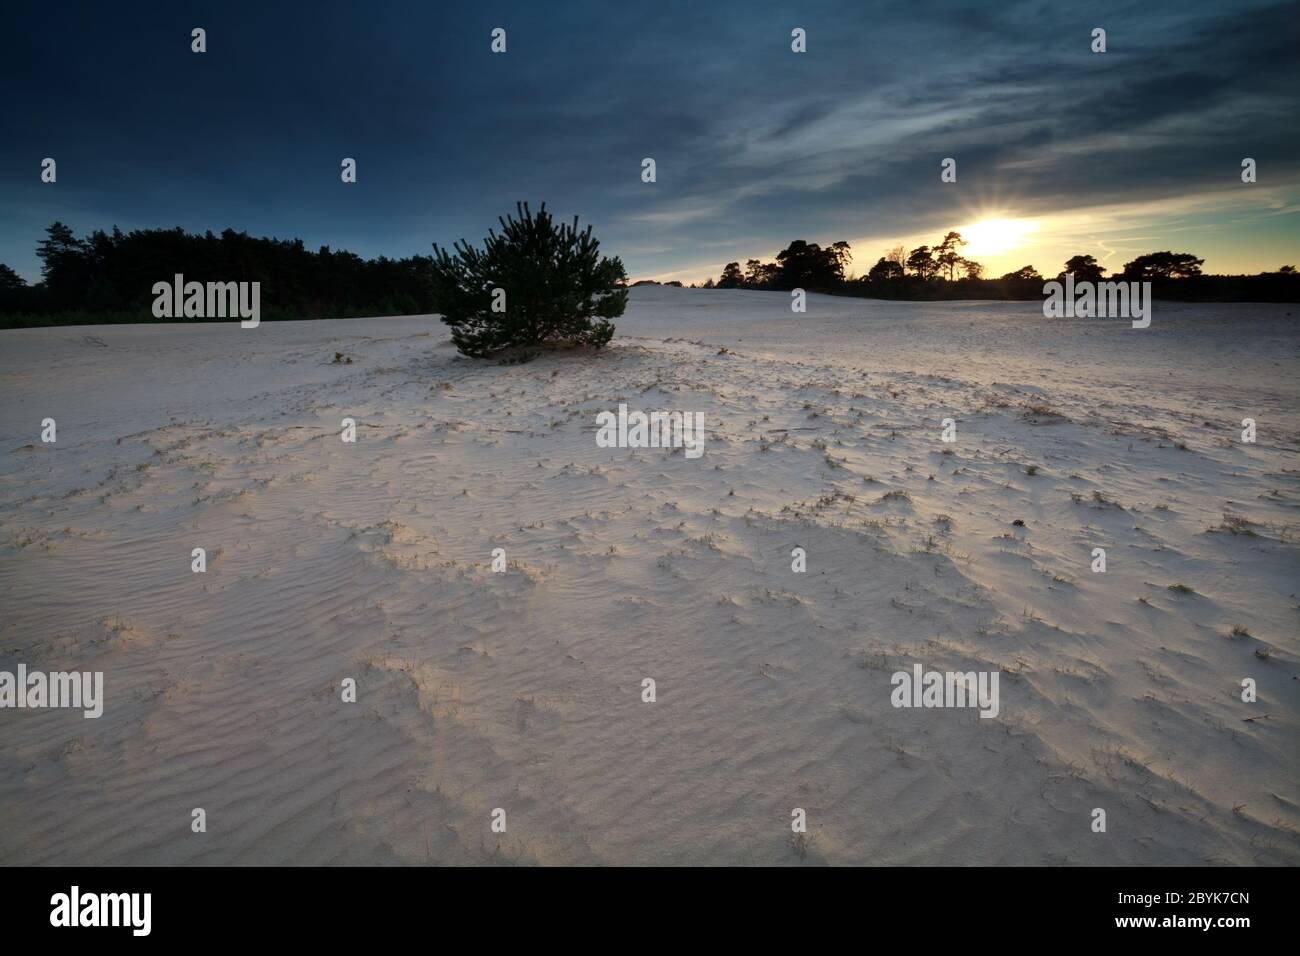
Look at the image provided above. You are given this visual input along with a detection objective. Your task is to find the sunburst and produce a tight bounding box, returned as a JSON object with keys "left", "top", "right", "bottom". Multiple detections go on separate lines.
{"left": 961, "top": 217, "right": 1039, "bottom": 257}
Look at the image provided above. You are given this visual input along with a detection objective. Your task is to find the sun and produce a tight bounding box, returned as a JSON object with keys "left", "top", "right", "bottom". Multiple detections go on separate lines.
{"left": 961, "top": 217, "right": 1039, "bottom": 257}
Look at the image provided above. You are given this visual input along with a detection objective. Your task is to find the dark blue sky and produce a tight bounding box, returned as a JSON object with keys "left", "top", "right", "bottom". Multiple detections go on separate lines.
{"left": 2, "top": 0, "right": 1297, "bottom": 282}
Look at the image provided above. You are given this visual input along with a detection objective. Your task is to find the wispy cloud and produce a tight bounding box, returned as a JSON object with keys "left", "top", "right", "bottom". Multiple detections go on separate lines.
{"left": 0, "top": 0, "right": 1296, "bottom": 282}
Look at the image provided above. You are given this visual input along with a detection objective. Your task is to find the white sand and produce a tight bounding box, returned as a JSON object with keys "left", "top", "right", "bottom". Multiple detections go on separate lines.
{"left": 1, "top": 286, "right": 1297, "bottom": 865}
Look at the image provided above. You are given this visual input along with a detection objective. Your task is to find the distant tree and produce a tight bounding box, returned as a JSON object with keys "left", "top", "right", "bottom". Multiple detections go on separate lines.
{"left": 906, "top": 245, "right": 936, "bottom": 280}
{"left": 0, "top": 262, "right": 28, "bottom": 312}
{"left": 36, "top": 221, "right": 80, "bottom": 274}
{"left": 717, "top": 262, "right": 744, "bottom": 288}
{"left": 701, "top": 277, "right": 716, "bottom": 289}
{"left": 961, "top": 258, "right": 984, "bottom": 280}
{"left": 884, "top": 244, "right": 907, "bottom": 270}
{"left": 1279, "top": 265, "right": 1296, "bottom": 274}
{"left": 773, "top": 239, "right": 847, "bottom": 289}
{"left": 698, "top": 240, "right": 849, "bottom": 293}
{"left": 0, "top": 263, "right": 26, "bottom": 291}
{"left": 36, "top": 221, "right": 93, "bottom": 307}
{"left": 1121, "top": 251, "right": 1204, "bottom": 280}
{"left": 934, "top": 231, "right": 968, "bottom": 281}
{"left": 429, "top": 202, "right": 626, "bottom": 357}
{"left": 744, "top": 258, "right": 781, "bottom": 289}
{"left": 1061, "top": 255, "right": 1105, "bottom": 283}
{"left": 867, "top": 257, "right": 904, "bottom": 283}
{"left": 830, "top": 240, "right": 852, "bottom": 275}
{"left": 1001, "top": 265, "right": 1041, "bottom": 281}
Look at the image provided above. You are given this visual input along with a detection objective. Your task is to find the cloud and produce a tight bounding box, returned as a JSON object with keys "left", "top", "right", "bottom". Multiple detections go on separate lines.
{"left": 0, "top": 0, "right": 1295, "bottom": 282}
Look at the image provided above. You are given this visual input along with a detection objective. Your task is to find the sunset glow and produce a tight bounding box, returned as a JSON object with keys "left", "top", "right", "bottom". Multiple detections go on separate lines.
{"left": 960, "top": 217, "right": 1040, "bottom": 258}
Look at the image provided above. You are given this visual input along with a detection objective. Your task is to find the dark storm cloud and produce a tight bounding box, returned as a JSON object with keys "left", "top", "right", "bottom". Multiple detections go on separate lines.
{"left": 0, "top": 0, "right": 1295, "bottom": 280}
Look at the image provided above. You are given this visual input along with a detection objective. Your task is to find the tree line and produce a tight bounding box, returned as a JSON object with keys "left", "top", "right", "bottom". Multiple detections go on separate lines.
{"left": 4, "top": 220, "right": 1297, "bottom": 330}
{"left": 699, "top": 234, "right": 1298, "bottom": 302}
{"left": 0, "top": 222, "right": 439, "bottom": 328}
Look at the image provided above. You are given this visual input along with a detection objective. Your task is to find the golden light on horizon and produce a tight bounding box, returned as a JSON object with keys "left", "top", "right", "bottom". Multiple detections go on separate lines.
{"left": 961, "top": 217, "right": 1040, "bottom": 257}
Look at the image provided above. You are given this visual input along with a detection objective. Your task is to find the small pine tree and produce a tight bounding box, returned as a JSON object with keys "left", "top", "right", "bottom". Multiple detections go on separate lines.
{"left": 430, "top": 203, "right": 627, "bottom": 357}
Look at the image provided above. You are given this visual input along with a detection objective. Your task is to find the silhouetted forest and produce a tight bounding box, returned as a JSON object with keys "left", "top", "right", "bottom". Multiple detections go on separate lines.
{"left": 3, "top": 222, "right": 1298, "bottom": 330}
{"left": 0, "top": 222, "right": 437, "bottom": 328}
{"left": 699, "top": 236, "right": 1300, "bottom": 302}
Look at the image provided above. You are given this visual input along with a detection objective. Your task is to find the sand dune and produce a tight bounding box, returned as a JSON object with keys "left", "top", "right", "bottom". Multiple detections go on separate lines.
{"left": 1, "top": 287, "right": 1297, "bottom": 865}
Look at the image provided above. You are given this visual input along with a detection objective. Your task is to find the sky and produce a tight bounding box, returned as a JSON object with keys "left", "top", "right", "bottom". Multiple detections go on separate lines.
{"left": 2, "top": 0, "right": 1297, "bottom": 284}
